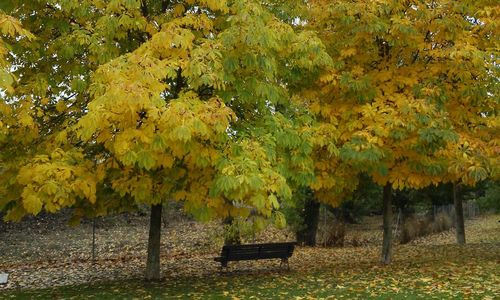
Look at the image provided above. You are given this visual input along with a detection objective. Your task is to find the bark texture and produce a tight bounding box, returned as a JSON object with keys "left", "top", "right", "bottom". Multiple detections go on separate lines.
{"left": 453, "top": 183, "right": 466, "bottom": 245}
{"left": 145, "top": 204, "right": 162, "bottom": 281}
{"left": 381, "top": 183, "right": 393, "bottom": 264}
{"left": 297, "top": 191, "right": 320, "bottom": 246}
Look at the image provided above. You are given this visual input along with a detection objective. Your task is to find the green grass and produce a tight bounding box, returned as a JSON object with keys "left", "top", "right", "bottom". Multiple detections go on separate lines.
{"left": 3, "top": 243, "right": 498, "bottom": 300}
{"left": 3, "top": 215, "right": 499, "bottom": 299}
{"left": 0, "top": 272, "right": 468, "bottom": 300}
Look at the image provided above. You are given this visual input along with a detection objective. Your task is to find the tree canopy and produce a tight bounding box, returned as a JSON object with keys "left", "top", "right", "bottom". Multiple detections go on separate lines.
{"left": 0, "top": 0, "right": 498, "bottom": 270}
{"left": 302, "top": 0, "right": 498, "bottom": 197}
{"left": 0, "top": 0, "right": 332, "bottom": 229}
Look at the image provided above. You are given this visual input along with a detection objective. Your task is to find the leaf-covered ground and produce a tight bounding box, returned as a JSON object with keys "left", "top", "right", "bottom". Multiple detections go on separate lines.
{"left": 0, "top": 214, "right": 498, "bottom": 299}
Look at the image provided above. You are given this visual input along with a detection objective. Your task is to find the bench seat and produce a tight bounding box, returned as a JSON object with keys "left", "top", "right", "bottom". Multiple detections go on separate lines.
{"left": 214, "top": 242, "right": 295, "bottom": 270}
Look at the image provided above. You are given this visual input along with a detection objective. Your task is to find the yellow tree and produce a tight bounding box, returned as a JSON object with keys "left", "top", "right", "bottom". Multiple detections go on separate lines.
{"left": 307, "top": 0, "right": 498, "bottom": 263}
{"left": 440, "top": 90, "right": 498, "bottom": 244}
{"left": 0, "top": 0, "right": 330, "bottom": 280}
{"left": 1, "top": 0, "right": 150, "bottom": 221}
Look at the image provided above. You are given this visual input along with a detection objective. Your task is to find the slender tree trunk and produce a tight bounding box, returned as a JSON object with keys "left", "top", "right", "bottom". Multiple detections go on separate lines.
{"left": 145, "top": 204, "right": 162, "bottom": 281}
{"left": 297, "top": 191, "right": 320, "bottom": 246}
{"left": 453, "top": 183, "right": 466, "bottom": 245}
{"left": 92, "top": 218, "right": 96, "bottom": 265}
{"left": 381, "top": 183, "right": 393, "bottom": 264}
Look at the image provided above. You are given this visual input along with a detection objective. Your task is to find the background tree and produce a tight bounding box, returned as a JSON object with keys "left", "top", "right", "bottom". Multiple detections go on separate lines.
{"left": 476, "top": 181, "right": 500, "bottom": 213}
{"left": 428, "top": 0, "right": 499, "bottom": 245}
{"left": 307, "top": 0, "right": 498, "bottom": 263}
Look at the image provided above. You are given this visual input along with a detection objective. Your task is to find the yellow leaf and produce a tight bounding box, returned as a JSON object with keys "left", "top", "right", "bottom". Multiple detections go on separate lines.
{"left": 23, "top": 194, "right": 43, "bottom": 215}
{"left": 56, "top": 101, "right": 67, "bottom": 113}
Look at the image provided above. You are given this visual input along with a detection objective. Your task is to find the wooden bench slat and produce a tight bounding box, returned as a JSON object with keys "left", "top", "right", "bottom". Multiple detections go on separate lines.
{"left": 214, "top": 242, "right": 296, "bottom": 270}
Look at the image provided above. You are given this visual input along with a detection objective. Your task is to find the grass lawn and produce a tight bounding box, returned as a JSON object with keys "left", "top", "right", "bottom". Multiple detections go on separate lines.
{"left": 3, "top": 242, "right": 498, "bottom": 299}
{"left": 0, "top": 275, "right": 475, "bottom": 300}
{"left": 2, "top": 215, "right": 498, "bottom": 299}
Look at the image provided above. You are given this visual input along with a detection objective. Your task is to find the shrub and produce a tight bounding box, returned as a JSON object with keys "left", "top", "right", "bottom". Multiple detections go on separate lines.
{"left": 318, "top": 221, "right": 346, "bottom": 247}
{"left": 432, "top": 213, "right": 453, "bottom": 233}
{"left": 400, "top": 217, "right": 427, "bottom": 244}
{"left": 477, "top": 182, "right": 500, "bottom": 213}
{"left": 400, "top": 212, "right": 454, "bottom": 244}
{"left": 222, "top": 217, "right": 255, "bottom": 245}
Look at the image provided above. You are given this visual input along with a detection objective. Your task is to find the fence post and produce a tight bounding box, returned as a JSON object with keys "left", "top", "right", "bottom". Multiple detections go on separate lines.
{"left": 394, "top": 208, "right": 402, "bottom": 238}
{"left": 92, "top": 218, "right": 96, "bottom": 265}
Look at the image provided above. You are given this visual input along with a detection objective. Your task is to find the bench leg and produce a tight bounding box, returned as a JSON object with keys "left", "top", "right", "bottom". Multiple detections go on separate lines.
{"left": 219, "top": 261, "right": 228, "bottom": 273}
{"left": 280, "top": 258, "right": 290, "bottom": 271}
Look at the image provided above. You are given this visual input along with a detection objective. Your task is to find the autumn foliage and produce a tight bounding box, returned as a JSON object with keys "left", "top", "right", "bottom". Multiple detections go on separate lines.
{"left": 0, "top": 0, "right": 498, "bottom": 273}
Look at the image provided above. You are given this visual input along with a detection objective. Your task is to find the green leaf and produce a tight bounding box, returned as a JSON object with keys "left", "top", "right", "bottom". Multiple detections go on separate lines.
{"left": 152, "top": 134, "right": 167, "bottom": 151}
{"left": 269, "top": 194, "right": 280, "bottom": 209}
{"left": 273, "top": 211, "right": 286, "bottom": 229}
{"left": 122, "top": 150, "right": 138, "bottom": 166}
{"left": 251, "top": 194, "right": 266, "bottom": 209}
{"left": 171, "top": 126, "right": 192, "bottom": 142}
{"left": 137, "top": 151, "right": 156, "bottom": 170}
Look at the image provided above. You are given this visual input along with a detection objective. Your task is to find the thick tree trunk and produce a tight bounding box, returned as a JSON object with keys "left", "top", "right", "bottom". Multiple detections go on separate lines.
{"left": 381, "top": 183, "right": 393, "bottom": 264}
{"left": 297, "top": 192, "right": 320, "bottom": 246}
{"left": 145, "top": 204, "right": 162, "bottom": 281}
{"left": 453, "top": 183, "right": 466, "bottom": 245}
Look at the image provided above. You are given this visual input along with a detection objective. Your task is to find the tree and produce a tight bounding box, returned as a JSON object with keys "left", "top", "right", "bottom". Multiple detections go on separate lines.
{"left": 1, "top": 0, "right": 148, "bottom": 220}
{"left": 307, "top": 0, "right": 498, "bottom": 263}
{"left": 439, "top": 129, "right": 498, "bottom": 245}
{"left": 0, "top": 0, "right": 330, "bottom": 280}
{"left": 428, "top": 1, "right": 499, "bottom": 245}
{"left": 293, "top": 188, "right": 320, "bottom": 246}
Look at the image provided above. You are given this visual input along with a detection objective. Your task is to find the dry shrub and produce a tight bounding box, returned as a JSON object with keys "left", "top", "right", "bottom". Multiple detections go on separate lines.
{"left": 400, "top": 216, "right": 431, "bottom": 244}
{"left": 431, "top": 212, "right": 453, "bottom": 233}
{"left": 400, "top": 213, "right": 453, "bottom": 244}
{"left": 349, "top": 234, "right": 364, "bottom": 247}
{"left": 318, "top": 221, "right": 346, "bottom": 247}
{"left": 401, "top": 217, "right": 416, "bottom": 244}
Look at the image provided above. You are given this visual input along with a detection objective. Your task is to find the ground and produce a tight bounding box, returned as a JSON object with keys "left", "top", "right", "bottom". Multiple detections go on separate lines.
{"left": 0, "top": 211, "right": 498, "bottom": 299}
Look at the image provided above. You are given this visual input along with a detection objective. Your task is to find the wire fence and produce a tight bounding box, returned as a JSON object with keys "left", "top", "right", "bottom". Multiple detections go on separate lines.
{"left": 432, "top": 200, "right": 479, "bottom": 220}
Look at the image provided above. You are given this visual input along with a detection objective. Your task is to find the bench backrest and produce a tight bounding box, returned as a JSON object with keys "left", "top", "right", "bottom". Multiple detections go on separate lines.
{"left": 220, "top": 242, "right": 295, "bottom": 261}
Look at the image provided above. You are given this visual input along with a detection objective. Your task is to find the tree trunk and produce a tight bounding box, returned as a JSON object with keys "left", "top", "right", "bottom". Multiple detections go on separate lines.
{"left": 453, "top": 183, "right": 466, "bottom": 245}
{"left": 296, "top": 191, "right": 320, "bottom": 246}
{"left": 145, "top": 204, "right": 162, "bottom": 281}
{"left": 381, "top": 183, "right": 393, "bottom": 264}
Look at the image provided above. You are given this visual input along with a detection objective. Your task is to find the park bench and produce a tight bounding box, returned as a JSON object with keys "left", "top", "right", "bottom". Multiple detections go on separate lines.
{"left": 214, "top": 242, "right": 295, "bottom": 270}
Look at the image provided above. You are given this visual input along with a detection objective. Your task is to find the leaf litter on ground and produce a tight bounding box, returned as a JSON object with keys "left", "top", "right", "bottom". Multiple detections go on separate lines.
{"left": 0, "top": 212, "right": 498, "bottom": 299}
